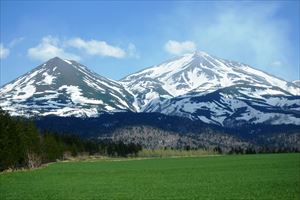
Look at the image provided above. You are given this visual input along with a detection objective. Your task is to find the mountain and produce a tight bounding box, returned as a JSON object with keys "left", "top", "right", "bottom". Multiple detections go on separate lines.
{"left": 0, "top": 51, "right": 299, "bottom": 127}
{"left": 121, "top": 51, "right": 300, "bottom": 126}
{"left": 0, "top": 57, "right": 135, "bottom": 117}
{"left": 121, "top": 51, "right": 299, "bottom": 110}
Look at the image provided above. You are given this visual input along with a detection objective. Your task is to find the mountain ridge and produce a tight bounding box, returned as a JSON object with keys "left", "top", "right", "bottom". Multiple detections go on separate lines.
{"left": 0, "top": 51, "right": 299, "bottom": 127}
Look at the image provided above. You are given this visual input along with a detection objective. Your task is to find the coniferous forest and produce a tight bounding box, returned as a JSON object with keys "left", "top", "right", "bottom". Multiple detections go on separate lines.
{"left": 0, "top": 109, "right": 142, "bottom": 171}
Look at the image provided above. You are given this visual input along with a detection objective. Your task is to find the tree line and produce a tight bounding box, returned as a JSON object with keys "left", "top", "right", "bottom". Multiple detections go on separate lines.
{"left": 213, "top": 146, "right": 299, "bottom": 155}
{"left": 0, "top": 109, "right": 142, "bottom": 171}
{"left": 1, "top": 108, "right": 298, "bottom": 171}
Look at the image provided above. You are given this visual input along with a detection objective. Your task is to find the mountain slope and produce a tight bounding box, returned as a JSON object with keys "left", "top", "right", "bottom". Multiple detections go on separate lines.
{"left": 0, "top": 57, "right": 135, "bottom": 117}
{"left": 34, "top": 113, "right": 300, "bottom": 150}
{"left": 121, "top": 51, "right": 299, "bottom": 110}
{"left": 143, "top": 84, "right": 300, "bottom": 126}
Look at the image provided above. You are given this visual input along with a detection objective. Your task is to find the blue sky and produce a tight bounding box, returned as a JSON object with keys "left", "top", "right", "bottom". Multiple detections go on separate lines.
{"left": 0, "top": 0, "right": 299, "bottom": 85}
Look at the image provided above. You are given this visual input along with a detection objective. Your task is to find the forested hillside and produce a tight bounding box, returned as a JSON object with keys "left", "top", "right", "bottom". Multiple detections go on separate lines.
{"left": 0, "top": 109, "right": 141, "bottom": 171}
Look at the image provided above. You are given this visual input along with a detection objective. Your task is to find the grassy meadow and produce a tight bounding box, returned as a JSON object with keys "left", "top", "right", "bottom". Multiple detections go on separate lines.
{"left": 1, "top": 153, "right": 299, "bottom": 200}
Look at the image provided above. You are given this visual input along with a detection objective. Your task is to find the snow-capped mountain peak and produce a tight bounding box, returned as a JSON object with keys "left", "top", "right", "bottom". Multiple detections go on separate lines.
{"left": 121, "top": 51, "right": 299, "bottom": 110}
{"left": 0, "top": 57, "right": 135, "bottom": 117}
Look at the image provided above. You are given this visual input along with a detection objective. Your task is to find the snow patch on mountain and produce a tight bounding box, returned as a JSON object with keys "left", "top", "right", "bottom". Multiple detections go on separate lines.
{"left": 14, "top": 85, "right": 36, "bottom": 100}
{"left": 42, "top": 71, "right": 56, "bottom": 85}
{"left": 41, "top": 107, "right": 99, "bottom": 117}
{"left": 63, "top": 59, "right": 73, "bottom": 65}
{"left": 59, "top": 85, "right": 103, "bottom": 105}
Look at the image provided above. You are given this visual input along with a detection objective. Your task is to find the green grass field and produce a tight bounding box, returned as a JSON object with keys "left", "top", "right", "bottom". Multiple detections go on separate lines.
{"left": 1, "top": 154, "right": 299, "bottom": 200}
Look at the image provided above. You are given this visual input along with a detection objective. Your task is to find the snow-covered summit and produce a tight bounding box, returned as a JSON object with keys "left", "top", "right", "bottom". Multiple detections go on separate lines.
{"left": 121, "top": 51, "right": 299, "bottom": 110}
{"left": 0, "top": 57, "right": 135, "bottom": 117}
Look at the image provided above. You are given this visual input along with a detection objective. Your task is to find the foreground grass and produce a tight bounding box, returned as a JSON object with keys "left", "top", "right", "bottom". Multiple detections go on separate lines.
{"left": 1, "top": 154, "right": 299, "bottom": 200}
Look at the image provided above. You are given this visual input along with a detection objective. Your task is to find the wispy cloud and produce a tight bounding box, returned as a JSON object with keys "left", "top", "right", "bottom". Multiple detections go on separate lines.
{"left": 27, "top": 36, "right": 81, "bottom": 61}
{"left": 127, "top": 43, "right": 139, "bottom": 58}
{"left": 0, "top": 44, "right": 10, "bottom": 59}
{"left": 271, "top": 60, "right": 282, "bottom": 67}
{"left": 164, "top": 40, "right": 196, "bottom": 55}
{"left": 66, "top": 38, "right": 126, "bottom": 58}
{"left": 195, "top": 3, "right": 291, "bottom": 70}
{"left": 0, "top": 38, "right": 24, "bottom": 60}
{"left": 8, "top": 37, "right": 24, "bottom": 48}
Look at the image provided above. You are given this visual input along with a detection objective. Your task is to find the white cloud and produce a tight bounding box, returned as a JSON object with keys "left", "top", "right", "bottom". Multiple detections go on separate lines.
{"left": 66, "top": 38, "right": 126, "bottom": 58}
{"left": 164, "top": 40, "right": 196, "bottom": 55}
{"left": 27, "top": 36, "right": 137, "bottom": 61}
{"left": 27, "top": 36, "right": 80, "bottom": 61}
{"left": 0, "top": 44, "right": 10, "bottom": 59}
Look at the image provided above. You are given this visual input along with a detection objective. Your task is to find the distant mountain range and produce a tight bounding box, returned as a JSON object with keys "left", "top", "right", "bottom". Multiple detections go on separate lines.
{"left": 1, "top": 51, "right": 299, "bottom": 128}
